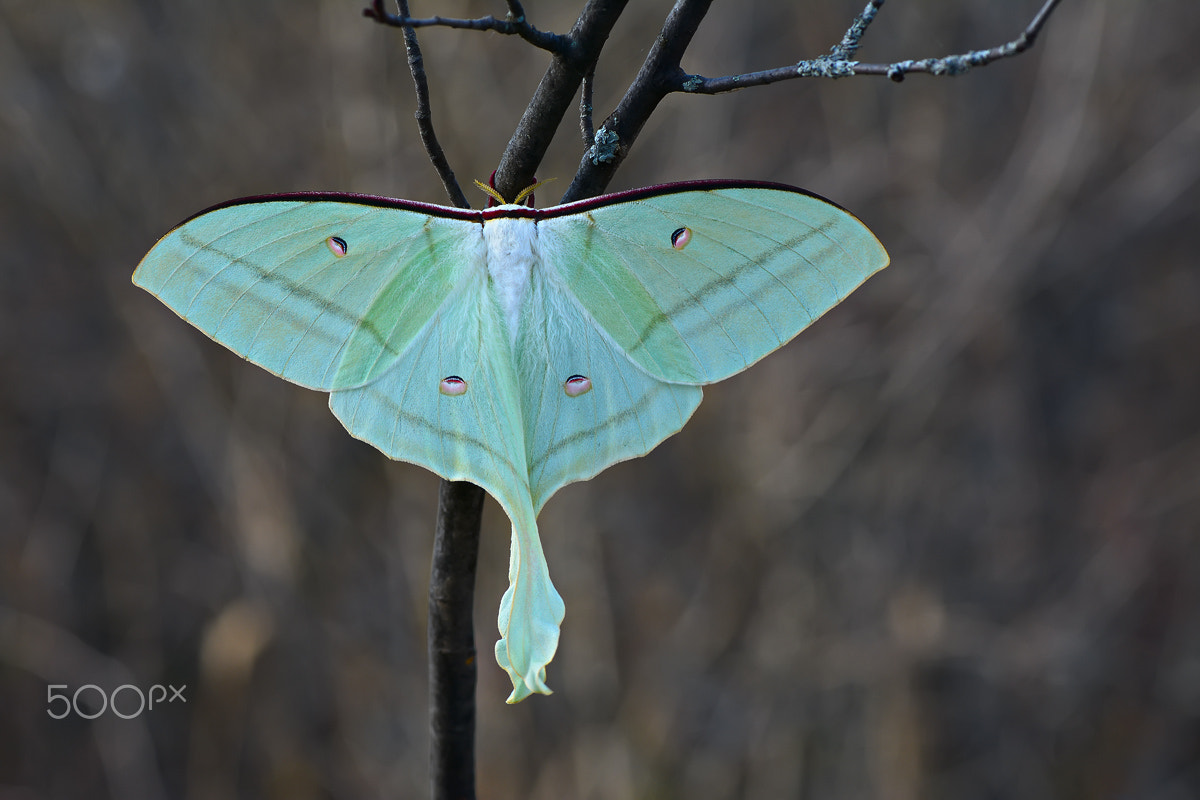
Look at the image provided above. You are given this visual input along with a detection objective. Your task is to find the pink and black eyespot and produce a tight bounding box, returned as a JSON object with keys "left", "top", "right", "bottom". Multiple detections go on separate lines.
{"left": 563, "top": 375, "right": 592, "bottom": 397}
{"left": 439, "top": 376, "right": 468, "bottom": 396}
{"left": 326, "top": 236, "right": 348, "bottom": 257}
{"left": 670, "top": 227, "right": 692, "bottom": 250}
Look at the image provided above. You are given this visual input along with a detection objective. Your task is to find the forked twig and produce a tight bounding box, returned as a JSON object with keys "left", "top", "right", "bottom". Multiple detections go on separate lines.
{"left": 678, "top": 0, "right": 1063, "bottom": 91}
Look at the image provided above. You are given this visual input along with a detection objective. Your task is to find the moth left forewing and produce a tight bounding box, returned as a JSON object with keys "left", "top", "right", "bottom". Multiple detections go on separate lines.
{"left": 136, "top": 200, "right": 381, "bottom": 389}
{"left": 135, "top": 200, "right": 478, "bottom": 392}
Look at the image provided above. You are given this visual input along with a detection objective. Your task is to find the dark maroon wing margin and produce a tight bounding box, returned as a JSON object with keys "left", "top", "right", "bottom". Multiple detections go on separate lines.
{"left": 485, "top": 179, "right": 854, "bottom": 219}
{"left": 166, "top": 191, "right": 483, "bottom": 233}
{"left": 164, "top": 179, "right": 844, "bottom": 232}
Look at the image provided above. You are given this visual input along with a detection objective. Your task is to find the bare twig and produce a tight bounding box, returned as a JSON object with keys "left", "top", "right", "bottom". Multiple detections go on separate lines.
{"left": 364, "top": 0, "right": 570, "bottom": 55}
{"left": 676, "top": 0, "right": 1062, "bottom": 92}
{"left": 858, "top": 0, "right": 1061, "bottom": 82}
{"left": 392, "top": 0, "right": 468, "bottom": 208}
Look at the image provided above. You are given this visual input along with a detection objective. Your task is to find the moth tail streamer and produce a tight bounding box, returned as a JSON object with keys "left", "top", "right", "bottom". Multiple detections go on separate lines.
{"left": 494, "top": 517, "right": 565, "bottom": 703}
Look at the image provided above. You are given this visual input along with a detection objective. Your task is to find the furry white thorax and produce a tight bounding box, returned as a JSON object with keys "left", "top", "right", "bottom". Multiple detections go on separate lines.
{"left": 483, "top": 212, "right": 538, "bottom": 342}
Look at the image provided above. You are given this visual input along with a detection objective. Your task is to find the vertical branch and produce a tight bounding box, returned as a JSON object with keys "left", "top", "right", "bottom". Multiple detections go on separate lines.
{"left": 428, "top": 479, "right": 485, "bottom": 800}
{"left": 419, "top": 5, "right": 629, "bottom": 795}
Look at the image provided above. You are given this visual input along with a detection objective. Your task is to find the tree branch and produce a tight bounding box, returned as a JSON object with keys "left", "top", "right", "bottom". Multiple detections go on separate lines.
{"left": 858, "top": 0, "right": 1061, "bottom": 82}
{"left": 562, "top": 0, "right": 715, "bottom": 203}
{"left": 428, "top": 479, "right": 485, "bottom": 800}
{"left": 493, "top": 0, "right": 631, "bottom": 203}
{"left": 364, "top": 0, "right": 570, "bottom": 55}
{"left": 674, "top": 0, "right": 1063, "bottom": 93}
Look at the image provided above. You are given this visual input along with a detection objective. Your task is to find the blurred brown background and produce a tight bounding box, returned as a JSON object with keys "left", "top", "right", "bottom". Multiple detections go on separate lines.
{"left": 3, "top": 1, "right": 1199, "bottom": 798}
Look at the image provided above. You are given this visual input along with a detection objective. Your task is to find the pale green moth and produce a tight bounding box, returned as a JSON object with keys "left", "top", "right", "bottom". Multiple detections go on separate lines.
{"left": 133, "top": 180, "right": 889, "bottom": 702}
